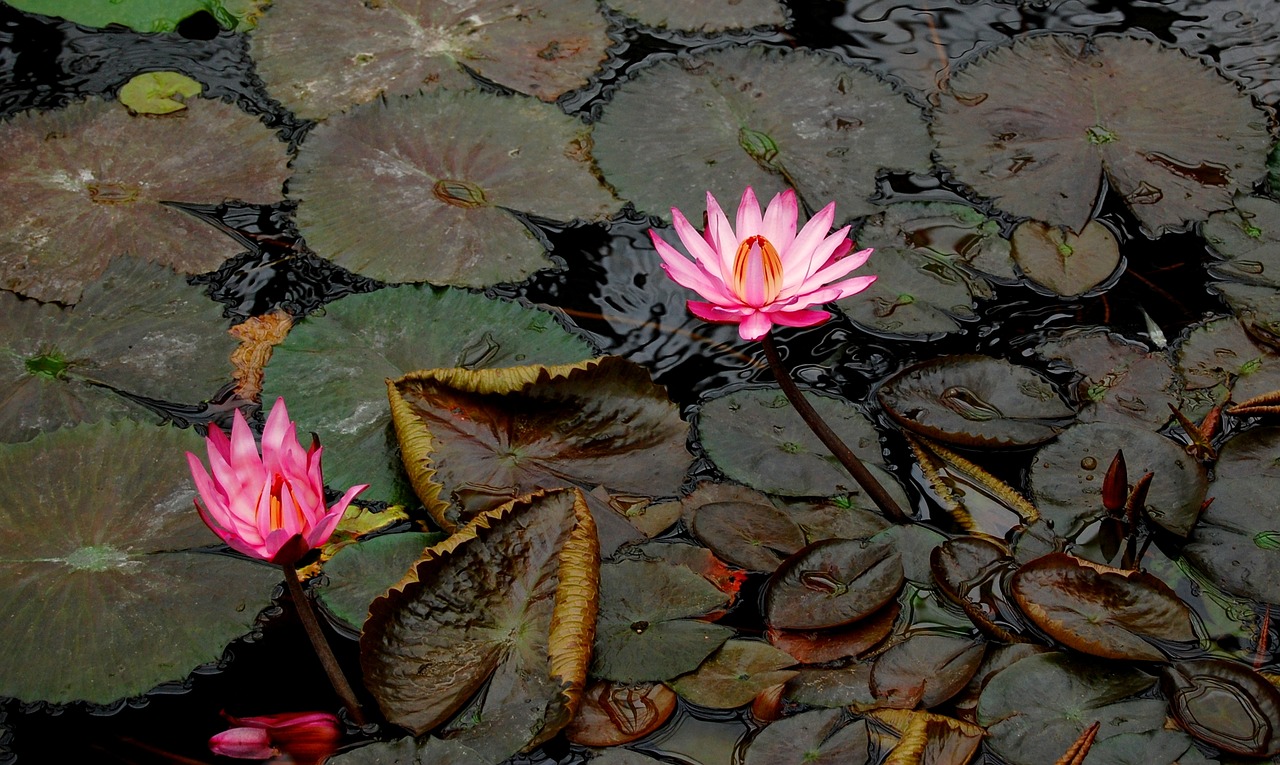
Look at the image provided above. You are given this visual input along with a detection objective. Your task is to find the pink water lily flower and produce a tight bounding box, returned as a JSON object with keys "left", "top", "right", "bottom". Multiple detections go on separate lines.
{"left": 187, "top": 398, "right": 367, "bottom": 566}
{"left": 651, "top": 187, "right": 875, "bottom": 341}
{"left": 209, "top": 711, "right": 340, "bottom": 764}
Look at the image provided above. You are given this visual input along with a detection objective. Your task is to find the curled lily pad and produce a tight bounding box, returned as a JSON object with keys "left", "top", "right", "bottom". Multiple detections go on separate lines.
{"left": 2, "top": 0, "right": 265, "bottom": 31}
{"left": 1036, "top": 329, "right": 1178, "bottom": 428}
{"left": 593, "top": 45, "right": 932, "bottom": 221}
{"left": 592, "top": 559, "right": 735, "bottom": 683}
{"left": 870, "top": 634, "right": 985, "bottom": 709}
{"left": 1161, "top": 658, "right": 1280, "bottom": 757}
{"left": 0, "top": 97, "right": 289, "bottom": 304}
{"left": 672, "top": 639, "right": 797, "bottom": 709}
{"left": 261, "top": 285, "right": 593, "bottom": 506}
{"left": 315, "top": 532, "right": 443, "bottom": 634}
{"left": 1028, "top": 421, "right": 1207, "bottom": 537}
{"left": 388, "top": 355, "right": 690, "bottom": 531}
{"left": 743, "top": 709, "right": 870, "bottom": 765}
{"left": 251, "top": 0, "right": 609, "bottom": 120}
{"left": 564, "top": 680, "right": 677, "bottom": 747}
{"left": 866, "top": 709, "right": 984, "bottom": 765}
{"left": 878, "top": 355, "right": 1076, "bottom": 448}
{"left": 361, "top": 488, "right": 598, "bottom": 753}
{"left": 1011, "top": 553, "right": 1198, "bottom": 661}
{"left": 933, "top": 34, "right": 1270, "bottom": 235}
{"left": 765, "top": 538, "right": 904, "bottom": 630}
{"left": 290, "top": 89, "right": 617, "bottom": 287}
{"left": 1011, "top": 220, "right": 1121, "bottom": 297}
{"left": 0, "top": 421, "right": 279, "bottom": 704}
{"left": 696, "top": 388, "right": 890, "bottom": 497}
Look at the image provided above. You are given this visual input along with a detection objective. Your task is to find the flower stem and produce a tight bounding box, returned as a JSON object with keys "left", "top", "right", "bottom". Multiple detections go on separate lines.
{"left": 760, "top": 333, "right": 910, "bottom": 524}
{"left": 282, "top": 564, "right": 367, "bottom": 727}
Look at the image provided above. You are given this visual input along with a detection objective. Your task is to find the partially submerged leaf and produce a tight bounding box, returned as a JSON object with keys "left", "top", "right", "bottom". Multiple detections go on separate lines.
{"left": 933, "top": 34, "right": 1270, "bottom": 235}
{"left": 564, "top": 680, "right": 677, "bottom": 747}
{"left": 289, "top": 89, "right": 617, "bottom": 287}
{"left": 0, "top": 421, "right": 279, "bottom": 704}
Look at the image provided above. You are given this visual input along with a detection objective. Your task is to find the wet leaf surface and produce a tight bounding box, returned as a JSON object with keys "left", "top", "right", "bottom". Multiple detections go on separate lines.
{"left": 1010, "top": 553, "right": 1198, "bottom": 661}
{"left": 1176, "top": 316, "right": 1280, "bottom": 415}
{"left": 878, "top": 355, "right": 1076, "bottom": 448}
{"left": 870, "top": 634, "right": 985, "bottom": 709}
{"left": 933, "top": 34, "right": 1270, "bottom": 235}
{"left": 594, "top": 45, "right": 932, "bottom": 221}
{"left": 389, "top": 356, "right": 689, "bottom": 531}
{"left": 1036, "top": 329, "right": 1178, "bottom": 428}
{"left": 672, "top": 639, "right": 797, "bottom": 709}
{"left": 603, "top": 0, "right": 786, "bottom": 31}
{"left": 866, "top": 708, "right": 985, "bottom": 765}
{"left": 1028, "top": 420, "right": 1207, "bottom": 537}
{"left": 1011, "top": 220, "right": 1121, "bottom": 296}
{"left": 0, "top": 421, "right": 279, "bottom": 704}
{"left": 315, "top": 531, "right": 442, "bottom": 633}
{"left": 1205, "top": 195, "right": 1280, "bottom": 288}
{"left": 0, "top": 97, "right": 289, "bottom": 303}
{"left": 1161, "top": 658, "right": 1280, "bottom": 757}
{"left": 564, "top": 680, "right": 677, "bottom": 747}
{"left": 261, "top": 286, "right": 592, "bottom": 505}
{"left": 688, "top": 498, "right": 807, "bottom": 573}
{"left": 361, "top": 489, "right": 598, "bottom": 752}
{"left": 289, "top": 90, "right": 617, "bottom": 287}
{"left": 765, "top": 538, "right": 904, "bottom": 630}
{"left": 592, "top": 559, "right": 735, "bottom": 683}
{"left": 250, "top": 0, "right": 610, "bottom": 120}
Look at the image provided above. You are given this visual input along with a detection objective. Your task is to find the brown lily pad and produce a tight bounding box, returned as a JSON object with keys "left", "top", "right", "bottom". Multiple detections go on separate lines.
{"left": 671, "top": 639, "right": 798, "bottom": 709}
{"left": 878, "top": 354, "right": 1076, "bottom": 448}
{"left": 1011, "top": 220, "right": 1122, "bottom": 297}
{"left": 767, "top": 600, "right": 899, "bottom": 665}
{"left": 1161, "top": 658, "right": 1280, "bottom": 757}
{"left": 743, "top": 709, "right": 871, "bottom": 765}
{"left": 869, "top": 634, "right": 986, "bottom": 709}
{"left": 764, "top": 538, "right": 904, "bottom": 631}
{"left": 688, "top": 499, "right": 807, "bottom": 573}
{"left": 564, "top": 680, "right": 678, "bottom": 747}
{"left": 1036, "top": 329, "right": 1179, "bottom": 428}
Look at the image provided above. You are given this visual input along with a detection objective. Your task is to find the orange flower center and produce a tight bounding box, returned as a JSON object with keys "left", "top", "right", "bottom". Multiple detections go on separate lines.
{"left": 732, "top": 235, "right": 783, "bottom": 307}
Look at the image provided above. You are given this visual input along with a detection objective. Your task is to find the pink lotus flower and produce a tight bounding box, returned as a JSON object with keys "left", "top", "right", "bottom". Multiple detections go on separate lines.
{"left": 209, "top": 711, "right": 340, "bottom": 764}
{"left": 187, "top": 398, "right": 367, "bottom": 566}
{"left": 650, "top": 187, "right": 875, "bottom": 341}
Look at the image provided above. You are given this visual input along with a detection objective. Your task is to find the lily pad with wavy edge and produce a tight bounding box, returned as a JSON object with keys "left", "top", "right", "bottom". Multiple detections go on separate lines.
{"left": 870, "top": 634, "right": 985, "bottom": 709}
{"left": 1185, "top": 426, "right": 1280, "bottom": 604}
{"left": 603, "top": 0, "right": 786, "bottom": 32}
{"left": 1161, "top": 658, "right": 1280, "bottom": 757}
{"left": 260, "top": 285, "right": 593, "bottom": 506}
{"left": 3, "top": 0, "right": 265, "bottom": 31}
{"left": 764, "top": 538, "right": 904, "bottom": 631}
{"left": 289, "top": 89, "right": 617, "bottom": 287}
{"left": 743, "top": 709, "right": 870, "bottom": 765}
{"left": 388, "top": 355, "right": 689, "bottom": 532}
{"left": 977, "top": 652, "right": 1167, "bottom": 765}
{"left": 1011, "top": 220, "right": 1121, "bottom": 297}
{"left": 250, "top": 0, "right": 609, "bottom": 120}
{"left": 671, "top": 639, "right": 797, "bottom": 709}
{"left": 564, "top": 680, "right": 677, "bottom": 747}
{"left": 1036, "top": 329, "right": 1178, "bottom": 428}
{"left": 361, "top": 488, "right": 598, "bottom": 756}
{"left": 878, "top": 355, "right": 1076, "bottom": 448}
{"left": 1028, "top": 420, "right": 1207, "bottom": 538}
{"left": 1175, "top": 316, "right": 1280, "bottom": 418}
{"left": 593, "top": 45, "right": 932, "bottom": 221}
{"left": 591, "top": 559, "right": 735, "bottom": 683}
{"left": 932, "top": 34, "right": 1270, "bottom": 236}
{"left": 0, "top": 421, "right": 280, "bottom": 704}
{"left": 1, "top": 256, "right": 241, "bottom": 443}
{"left": 1011, "top": 553, "right": 1198, "bottom": 661}
{"left": 696, "top": 388, "right": 892, "bottom": 497}
{"left": 0, "top": 97, "right": 289, "bottom": 304}
{"left": 315, "top": 532, "right": 443, "bottom": 633}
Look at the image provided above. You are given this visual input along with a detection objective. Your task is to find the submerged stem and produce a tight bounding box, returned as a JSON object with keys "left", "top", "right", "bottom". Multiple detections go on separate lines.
{"left": 760, "top": 333, "right": 910, "bottom": 524}
{"left": 282, "top": 564, "right": 367, "bottom": 726}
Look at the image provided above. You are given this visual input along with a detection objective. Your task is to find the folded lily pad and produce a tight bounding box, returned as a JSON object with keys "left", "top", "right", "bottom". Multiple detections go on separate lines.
{"left": 0, "top": 97, "right": 289, "bottom": 304}
{"left": 289, "top": 89, "right": 617, "bottom": 287}
{"left": 260, "top": 285, "right": 593, "bottom": 506}
{"left": 878, "top": 355, "right": 1076, "bottom": 448}
{"left": 933, "top": 34, "right": 1270, "bottom": 235}
{"left": 388, "top": 355, "right": 690, "bottom": 531}
{"left": 0, "top": 421, "right": 280, "bottom": 704}
{"left": 250, "top": 0, "right": 609, "bottom": 120}
{"left": 1162, "top": 658, "right": 1280, "bottom": 757}
{"left": 2, "top": 256, "right": 241, "bottom": 443}
{"left": 593, "top": 45, "right": 932, "bottom": 221}
{"left": 1011, "top": 220, "right": 1121, "bottom": 297}
{"left": 3, "top": 0, "right": 265, "bottom": 31}
{"left": 361, "top": 488, "right": 598, "bottom": 755}
{"left": 603, "top": 0, "right": 786, "bottom": 31}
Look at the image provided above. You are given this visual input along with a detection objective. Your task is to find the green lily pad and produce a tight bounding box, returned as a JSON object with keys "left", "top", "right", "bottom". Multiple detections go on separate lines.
{"left": 604, "top": 0, "right": 786, "bottom": 31}
{"left": 743, "top": 710, "right": 870, "bottom": 765}
{"left": 1011, "top": 220, "right": 1121, "bottom": 297}
{"left": 878, "top": 355, "right": 1076, "bottom": 448}
{"left": 764, "top": 538, "right": 904, "bottom": 630}
{"left": 933, "top": 34, "right": 1270, "bottom": 235}
{"left": 1011, "top": 553, "right": 1199, "bottom": 661}
{"left": 1036, "top": 329, "right": 1178, "bottom": 428}
{"left": 870, "top": 633, "right": 985, "bottom": 709}
{"left": 671, "top": 639, "right": 797, "bottom": 709}
{"left": 389, "top": 356, "right": 690, "bottom": 531}
{"left": 0, "top": 421, "right": 280, "bottom": 704}
{"left": 977, "top": 651, "right": 1167, "bottom": 765}
{"left": 260, "top": 285, "right": 593, "bottom": 506}
{"left": 2, "top": 0, "right": 265, "bottom": 31}
{"left": 250, "top": 0, "right": 609, "bottom": 120}
{"left": 593, "top": 45, "right": 932, "bottom": 221}
{"left": 696, "top": 388, "right": 893, "bottom": 497}
{"left": 361, "top": 488, "right": 598, "bottom": 756}
{"left": 592, "top": 559, "right": 735, "bottom": 683}
{"left": 0, "top": 97, "right": 289, "bottom": 304}
{"left": 1161, "top": 658, "right": 1280, "bottom": 757}
{"left": 315, "top": 532, "right": 443, "bottom": 633}
{"left": 289, "top": 89, "right": 617, "bottom": 288}
{"left": 1, "top": 256, "right": 240, "bottom": 443}
{"left": 118, "top": 72, "right": 203, "bottom": 115}
{"left": 1028, "top": 421, "right": 1207, "bottom": 538}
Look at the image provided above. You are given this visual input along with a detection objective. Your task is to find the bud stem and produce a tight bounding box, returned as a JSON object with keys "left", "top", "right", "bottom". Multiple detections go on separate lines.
{"left": 282, "top": 564, "right": 368, "bottom": 727}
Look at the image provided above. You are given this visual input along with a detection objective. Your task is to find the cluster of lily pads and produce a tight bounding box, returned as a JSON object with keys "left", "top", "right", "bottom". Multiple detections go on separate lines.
{"left": 3, "top": 0, "right": 1280, "bottom": 764}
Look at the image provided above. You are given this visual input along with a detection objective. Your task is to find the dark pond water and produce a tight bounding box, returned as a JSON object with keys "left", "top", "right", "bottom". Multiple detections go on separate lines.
{"left": 3, "top": 1, "right": 1280, "bottom": 763}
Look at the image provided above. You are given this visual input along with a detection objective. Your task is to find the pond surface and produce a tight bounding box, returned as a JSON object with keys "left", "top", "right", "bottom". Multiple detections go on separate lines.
{"left": 3, "top": 1, "right": 1280, "bottom": 764}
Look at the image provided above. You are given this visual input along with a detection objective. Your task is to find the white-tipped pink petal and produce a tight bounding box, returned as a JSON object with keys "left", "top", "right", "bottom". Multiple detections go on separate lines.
{"left": 738, "top": 311, "right": 773, "bottom": 341}
{"left": 671, "top": 207, "right": 722, "bottom": 270}
{"left": 735, "top": 187, "right": 764, "bottom": 239}
{"left": 655, "top": 241, "right": 738, "bottom": 306}
{"left": 761, "top": 190, "right": 798, "bottom": 252}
